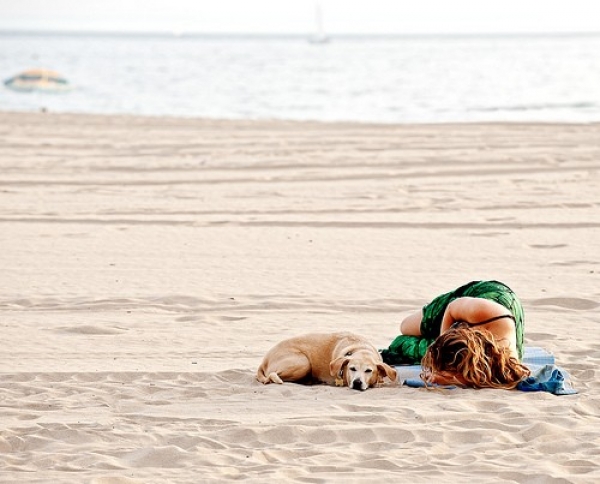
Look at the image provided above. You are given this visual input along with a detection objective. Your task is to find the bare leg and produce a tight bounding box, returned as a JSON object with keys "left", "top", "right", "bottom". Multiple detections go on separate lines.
{"left": 400, "top": 310, "right": 423, "bottom": 335}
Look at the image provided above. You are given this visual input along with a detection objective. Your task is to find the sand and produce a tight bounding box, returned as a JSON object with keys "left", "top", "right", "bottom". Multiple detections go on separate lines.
{"left": 0, "top": 111, "right": 599, "bottom": 483}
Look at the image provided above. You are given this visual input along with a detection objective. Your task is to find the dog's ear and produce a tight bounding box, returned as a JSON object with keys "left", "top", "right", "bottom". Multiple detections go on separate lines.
{"left": 377, "top": 363, "right": 398, "bottom": 383}
{"left": 329, "top": 356, "right": 350, "bottom": 377}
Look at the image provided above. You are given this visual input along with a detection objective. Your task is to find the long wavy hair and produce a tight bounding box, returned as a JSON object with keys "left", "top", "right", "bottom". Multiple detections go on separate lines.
{"left": 420, "top": 324, "right": 530, "bottom": 389}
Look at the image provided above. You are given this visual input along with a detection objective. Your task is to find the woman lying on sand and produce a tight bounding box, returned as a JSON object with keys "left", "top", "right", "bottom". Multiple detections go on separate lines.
{"left": 381, "top": 280, "right": 531, "bottom": 389}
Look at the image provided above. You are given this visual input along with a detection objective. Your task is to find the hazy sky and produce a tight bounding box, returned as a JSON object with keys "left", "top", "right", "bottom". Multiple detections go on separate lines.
{"left": 0, "top": 0, "right": 598, "bottom": 35}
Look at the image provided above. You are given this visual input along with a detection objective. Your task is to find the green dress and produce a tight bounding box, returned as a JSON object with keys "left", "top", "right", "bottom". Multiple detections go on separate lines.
{"left": 381, "top": 280, "right": 524, "bottom": 365}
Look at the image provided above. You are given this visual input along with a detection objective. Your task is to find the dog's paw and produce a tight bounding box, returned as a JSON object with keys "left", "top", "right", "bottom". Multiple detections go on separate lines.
{"left": 267, "top": 372, "right": 284, "bottom": 384}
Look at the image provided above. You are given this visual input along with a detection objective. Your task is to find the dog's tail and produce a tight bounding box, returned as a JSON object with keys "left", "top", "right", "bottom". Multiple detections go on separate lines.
{"left": 256, "top": 365, "right": 284, "bottom": 384}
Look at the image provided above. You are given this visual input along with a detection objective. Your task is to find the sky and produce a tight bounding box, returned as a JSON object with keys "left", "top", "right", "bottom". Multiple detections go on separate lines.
{"left": 0, "top": 0, "right": 598, "bottom": 36}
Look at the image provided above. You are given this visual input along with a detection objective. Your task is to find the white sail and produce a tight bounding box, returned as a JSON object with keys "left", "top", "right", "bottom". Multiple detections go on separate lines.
{"left": 310, "top": 2, "right": 330, "bottom": 44}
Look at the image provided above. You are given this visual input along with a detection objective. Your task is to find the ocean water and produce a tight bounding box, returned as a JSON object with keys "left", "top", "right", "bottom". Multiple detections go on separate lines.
{"left": 1, "top": 32, "right": 600, "bottom": 123}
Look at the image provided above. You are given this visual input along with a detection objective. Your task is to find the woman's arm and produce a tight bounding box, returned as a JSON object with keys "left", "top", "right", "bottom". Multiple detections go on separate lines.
{"left": 440, "top": 297, "right": 513, "bottom": 333}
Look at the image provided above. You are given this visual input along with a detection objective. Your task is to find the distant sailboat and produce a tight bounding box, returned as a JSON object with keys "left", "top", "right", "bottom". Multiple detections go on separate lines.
{"left": 309, "top": 2, "right": 330, "bottom": 44}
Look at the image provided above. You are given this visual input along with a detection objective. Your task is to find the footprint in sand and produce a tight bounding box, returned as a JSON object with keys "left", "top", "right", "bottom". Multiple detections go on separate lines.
{"left": 528, "top": 297, "right": 600, "bottom": 310}
{"left": 529, "top": 243, "right": 568, "bottom": 249}
{"left": 57, "top": 325, "right": 126, "bottom": 335}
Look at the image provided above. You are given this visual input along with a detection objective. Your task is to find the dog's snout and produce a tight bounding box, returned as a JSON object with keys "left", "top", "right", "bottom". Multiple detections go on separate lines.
{"left": 352, "top": 379, "right": 365, "bottom": 391}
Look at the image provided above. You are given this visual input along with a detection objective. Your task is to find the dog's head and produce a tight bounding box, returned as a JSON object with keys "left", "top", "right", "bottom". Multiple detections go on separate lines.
{"left": 329, "top": 350, "right": 397, "bottom": 391}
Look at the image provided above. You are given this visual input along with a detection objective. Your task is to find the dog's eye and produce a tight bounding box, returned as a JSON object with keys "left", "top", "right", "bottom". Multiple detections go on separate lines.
{"left": 365, "top": 369, "right": 373, "bottom": 373}
{"left": 345, "top": 351, "right": 352, "bottom": 356}
{"left": 349, "top": 367, "right": 357, "bottom": 372}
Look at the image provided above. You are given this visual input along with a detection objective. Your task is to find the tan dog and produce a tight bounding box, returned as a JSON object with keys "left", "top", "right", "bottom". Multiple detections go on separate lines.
{"left": 256, "top": 332, "right": 397, "bottom": 391}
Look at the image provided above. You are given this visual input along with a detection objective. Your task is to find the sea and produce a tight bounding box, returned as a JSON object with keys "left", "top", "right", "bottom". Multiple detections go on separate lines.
{"left": 1, "top": 31, "right": 600, "bottom": 124}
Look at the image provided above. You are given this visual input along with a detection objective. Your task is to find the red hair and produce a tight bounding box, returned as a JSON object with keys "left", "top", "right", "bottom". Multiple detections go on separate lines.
{"left": 421, "top": 325, "right": 530, "bottom": 389}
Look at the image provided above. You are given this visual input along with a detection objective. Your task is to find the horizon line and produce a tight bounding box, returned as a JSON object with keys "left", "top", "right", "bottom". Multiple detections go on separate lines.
{"left": 1, "top": 28, "right": 600, "bottom": 39}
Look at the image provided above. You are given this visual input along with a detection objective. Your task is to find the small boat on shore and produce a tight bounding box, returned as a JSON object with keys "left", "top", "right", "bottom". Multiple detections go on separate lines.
{"left": 4, "top": 69, "right": 70, "bottom": 93}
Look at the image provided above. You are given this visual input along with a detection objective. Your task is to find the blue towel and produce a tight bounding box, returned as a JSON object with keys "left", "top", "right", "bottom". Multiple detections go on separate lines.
{"left": 403, "top": 379, "right": 454, "bottom": 389}
{"left": 516, "top": 364, "right": 577, "bottom": 395}
{"left": 400, "top": 346, "right": 577, "bottom": 395}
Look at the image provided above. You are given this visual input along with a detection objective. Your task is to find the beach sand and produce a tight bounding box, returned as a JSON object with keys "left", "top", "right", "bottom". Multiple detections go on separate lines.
{"left": 1, "top": 111, "right": 599, "bottom": 483}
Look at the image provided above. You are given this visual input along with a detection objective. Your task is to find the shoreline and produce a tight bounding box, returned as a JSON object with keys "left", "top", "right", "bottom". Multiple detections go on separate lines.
{"left": 4, "top": 109, "right": 600, "bottom": 128}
